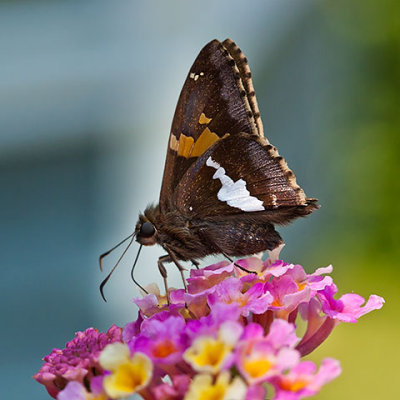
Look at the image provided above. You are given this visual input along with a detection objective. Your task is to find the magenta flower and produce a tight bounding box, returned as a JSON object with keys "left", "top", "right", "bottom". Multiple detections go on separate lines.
{"left": 134, "top": 293, "right": 162, "bottom": 317}
{"left": 187, "top": 260, "right": 234, "bottom": 293}
{"left": 272, "top": 358, "right": 341, "bottom": 400}
{"left": 57, "top": 378, "right": 107, "bottom": 400}
{"left": 57, "top": 382, "right": 89, "bottom": 400}
{"left": 264, "top": 274, "right": 311, "bottom": 318}
{"left": 184, "top": 320, "right": 243, "bottom": 374}
{"left": 208, "top": 277, "right": 273, "bottom": 317}
{"left": 183, "top": 262, "right": 235, "bottom": 319}
{"left": 282, "top": 264, "right": 333, "bottom": 293}
{"left": 318, "top": 283, "right": 385, "bottom": 323}
{"left": 236, "top": 320, "right": 300, "bottom": 385}
{"left": 128, "top": 312, "right": 189, "bottom": 365}
{"left": 296, "top": 285, "right": 384, "bottom": 356}
{"left": 245, "top": 384, "right": 267, "bottom": 400}
{"left": 152, "top": 374, "right": 191, "bottom": 400}
{"left": 34, "top": 326, "right": 122, "bottom": 398}
{"left": 122, "top": 311, "right": 144, "bottom": 343}
{"left": 185, "top": 303, "right": 242, "bottom": 342}
{"left": 263, "top": 260, "right": 295, "bottom": 279}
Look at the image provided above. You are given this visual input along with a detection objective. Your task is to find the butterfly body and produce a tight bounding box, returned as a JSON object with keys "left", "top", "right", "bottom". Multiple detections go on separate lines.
{"left": 133, "top": 38, "right": 318, "bottom": 284}
{"left": 138, "top": 202, "right": 283, "bottom": 262}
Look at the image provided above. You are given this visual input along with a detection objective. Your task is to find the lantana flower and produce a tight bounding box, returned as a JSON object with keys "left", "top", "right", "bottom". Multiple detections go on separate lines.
{"left": 34, "top": 326, "right": 122, "bottom": 398}
{"left": 208, "top": 277, "right": 273, "bottom": 317}
{"left": 185, "top": 371, "right": 247, "bottom": 400}
{"left": 57, "top": 380, "right": 107, "bottom": 400}
{"left": 236, "top": 321, "right": 300, "bottom": 385}
{"left": 184, "top": 320, "right": 243, "bottom": 374}
{"left": 128, "top": 313, "right": 188, "bottom": 366}
{"left": 34, "top": 248, "right": 384, "bottom": 400}
{"left": 272, "top": 358, "right": 341, "bottom": 400}
{"left": 99, "top": 342, "right": 153, "bottom": 398}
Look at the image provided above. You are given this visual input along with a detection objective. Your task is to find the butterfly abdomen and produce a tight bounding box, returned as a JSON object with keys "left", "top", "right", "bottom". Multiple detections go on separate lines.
{"left": 199, "top": 218, "right": 283, "bottom": 257}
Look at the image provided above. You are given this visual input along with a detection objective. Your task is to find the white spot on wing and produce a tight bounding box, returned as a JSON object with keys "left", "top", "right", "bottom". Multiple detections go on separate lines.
{"left": 206, "top": 157, "right": 220, "bottom": 169}
{"left": 206, "top": 156, "right": 265, "bottom": 212}
{"left": 190, "top": 71, "right": 204, "bottom": 81}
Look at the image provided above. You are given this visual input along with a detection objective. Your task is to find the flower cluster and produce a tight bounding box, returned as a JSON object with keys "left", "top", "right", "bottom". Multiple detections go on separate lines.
{"left": 34, "top": 247, "right": 384, "bottom": 400}
{"left": 34, "top": 325, "right": 122, "bottom": 398}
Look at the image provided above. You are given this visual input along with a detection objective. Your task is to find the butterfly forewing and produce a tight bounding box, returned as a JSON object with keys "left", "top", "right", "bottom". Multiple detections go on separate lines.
{"left": 222, "top": 39, "right": 264, "bottom": 137}
{"left": 160, "top": 39, "right": 263, "bottom": 212}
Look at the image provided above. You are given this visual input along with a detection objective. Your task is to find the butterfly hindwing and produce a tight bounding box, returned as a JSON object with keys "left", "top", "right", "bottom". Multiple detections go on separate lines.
{"left": 174, "top": 133, "right": 317, "bottom": 223}
{"left": 160, "top": 39, "right": 263, "bottom": 212}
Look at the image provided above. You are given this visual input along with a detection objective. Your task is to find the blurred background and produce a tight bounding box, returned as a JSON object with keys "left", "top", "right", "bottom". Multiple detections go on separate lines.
{"left": 1, "top": 0, "right": 398, "bottom": 398}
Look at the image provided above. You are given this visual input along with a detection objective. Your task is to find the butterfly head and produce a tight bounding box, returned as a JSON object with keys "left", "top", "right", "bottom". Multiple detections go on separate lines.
{"left": 136, "top": 215, "right": 157, "bottom": 246}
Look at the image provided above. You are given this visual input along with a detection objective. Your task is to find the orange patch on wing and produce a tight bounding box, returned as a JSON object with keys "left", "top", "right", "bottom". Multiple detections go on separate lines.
{"left": 199, "top": 112, "right": 212, "bottom": 124}
{"left": 169, "top": 134, "right": 179, "bottom": 152}
{"left": 178, "top": 134, "right": 194, "bottom": 157}
{"left": 170, "top": 131, "right": 229, "bottom": 158}
{"left": 191, "top": 128, "right": 220, "bottom": 157}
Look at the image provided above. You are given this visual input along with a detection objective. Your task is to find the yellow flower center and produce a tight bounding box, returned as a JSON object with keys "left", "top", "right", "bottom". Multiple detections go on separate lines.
{"left": 197, "top": 340, "right": 227, "bottom": 366}
{"left": 184, "top": 337, "right": 232, "bottom": 373}
{"left": 110, "top": 362, "right": 147, "bottom": 392}
{"left": 198, "top": 383, "right": 226, "bottom": 400}
{"left": 297, "top": 282, "right": 306, "bottom": 291}
{"left": 158, "top": 295, "right": 169, "bottom": 307}
{"left": 101, "top": 351, "right": 153, "bottom": 399}
{"left": 184, "top": 373, "right": 246, "bottom": 400}
{"left": 87, "top": 394, "right": 107, "bottom": 400}
{"left": 244, "top": 358, "right": 272, "bottom": 378}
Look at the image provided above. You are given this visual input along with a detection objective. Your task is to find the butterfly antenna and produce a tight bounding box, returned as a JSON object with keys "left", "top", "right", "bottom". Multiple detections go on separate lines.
{"left": 130, "top": 244, "right": 148, "bottom": 294}
{"left": 99, "top": 233, "right": 136, "bottom": 302}
{"left": 99, "top": 233, "right": 134, "bottom": 271}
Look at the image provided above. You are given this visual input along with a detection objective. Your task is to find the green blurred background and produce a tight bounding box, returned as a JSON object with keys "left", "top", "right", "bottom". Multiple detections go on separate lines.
{"left": 1, "top": 0, "right": 398, "bottom": 399}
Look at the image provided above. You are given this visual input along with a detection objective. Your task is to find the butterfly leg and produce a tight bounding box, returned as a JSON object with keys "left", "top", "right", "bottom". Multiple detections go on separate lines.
{"left": 222, "top": 252, "right": 257, "bottom": 275}
{"left": 157, "top": 255, "right": 171, "bottom": 303}
{"left": 191, "top": 259, "right": 200, "bottom": 269}
{"left": 167, "top": 250, "right": 188, "bottom": 292}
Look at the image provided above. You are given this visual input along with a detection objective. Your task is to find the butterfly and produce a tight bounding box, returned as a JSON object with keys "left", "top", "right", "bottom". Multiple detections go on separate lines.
{"left": 99, "top": 38, "right": 318, "bottom": 300}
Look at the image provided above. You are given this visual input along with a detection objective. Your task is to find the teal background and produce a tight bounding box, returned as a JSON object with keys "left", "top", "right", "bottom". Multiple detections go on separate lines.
{"left": 1, "top": 1, "right": 398, "bottom": 399}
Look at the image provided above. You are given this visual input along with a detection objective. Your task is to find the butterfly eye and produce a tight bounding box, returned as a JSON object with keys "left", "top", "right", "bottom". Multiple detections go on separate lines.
{"left": 140, "top": 222, "right": 155, "bottom": 237}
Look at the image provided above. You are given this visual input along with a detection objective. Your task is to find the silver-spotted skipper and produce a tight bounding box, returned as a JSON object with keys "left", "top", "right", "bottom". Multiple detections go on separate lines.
{"left": 100, "top": 39, "right": 318, "bottom": 300}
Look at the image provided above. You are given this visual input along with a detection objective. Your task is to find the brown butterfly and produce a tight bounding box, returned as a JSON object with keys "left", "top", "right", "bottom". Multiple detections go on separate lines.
{"left": 100, "top": 39, "right": 318, "bottom": 300}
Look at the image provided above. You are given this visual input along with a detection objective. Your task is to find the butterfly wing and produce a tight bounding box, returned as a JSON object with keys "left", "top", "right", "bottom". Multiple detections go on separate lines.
{"left": 174, "top": 133, "right": 318, "bottom": 224}
{"left": 160, "top": 39, "right": 264, "bottom": 212}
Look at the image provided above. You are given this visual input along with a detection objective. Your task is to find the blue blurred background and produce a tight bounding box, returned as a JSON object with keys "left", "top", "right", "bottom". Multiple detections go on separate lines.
{"left": 1, "top": 0, "right": 398, "bottom": 399}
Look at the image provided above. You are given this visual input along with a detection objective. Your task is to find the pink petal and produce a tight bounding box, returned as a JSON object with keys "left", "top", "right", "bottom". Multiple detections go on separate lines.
{"left": 267, "top": 319, "right": 299, "bottom": 349}
{"left": 245, "top": 385, "right": 266, "bottom": 400}
{"left": 57, "top": 382, "right": 86, "bottom": 400}
{"left": 311, "top": 265, "right": 333, "bottom": 276}
{"left": 311, "top": 358, "right": 341, "bottom": 390}
{"left": 267, "top": 261, "right": 295, "bottom": 278}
